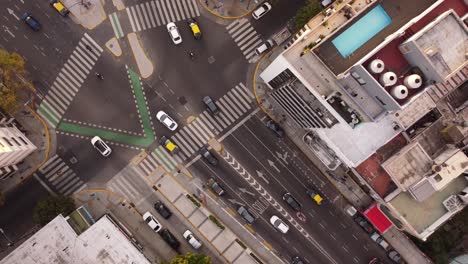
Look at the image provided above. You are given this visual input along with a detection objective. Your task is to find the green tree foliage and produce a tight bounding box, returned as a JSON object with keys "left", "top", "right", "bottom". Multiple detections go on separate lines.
{"left": 166, "top": 253, "right": 211, "bottom": 264}
{"left": 33, "top": 195, "right": 76, "bottom": 226}
{"left": 294, "top": 0, "right": 322, "bottom": 30}
{"left": 0, "top": 49, "right": 29, "bottom": 113}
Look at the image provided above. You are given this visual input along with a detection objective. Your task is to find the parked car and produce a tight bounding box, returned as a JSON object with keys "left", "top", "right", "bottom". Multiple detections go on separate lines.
{"left": 370, "top": 232, "right": 390, "bottom": 251}
{"left": 166, "top": 22, "right": 182, "bottom": 44}
{"left": 266, "top": 120, "right": 284, "bottom": 137}
{"left": 203, "top": 96, "right": 219, "bottom": 115}
{"left": 156, "top": 110, "right": 178, "bottom": 131}
{"left": 142, "top": 211, "right": 162, "bottom": 233}
{"left": 159, "top": 229, "right": 180, "bottom": 250}
{"left": 183, "top": 230, "right": 202, "bottom": 249}
{"left": 160, "top": 136, "right": 179, "bottom": 154}
{"left": 306, "top": 188, "right": 323, "bottom": 205}
{"left": 345, "top": 205, "right": 358, "bottom": 217}
{"left": 187, "top": 18, "right": 201, "bottom": 39}
{"left": 292, "top": 256, "right": 305, "bottom": 264}
{"left": 50, "top": 0, "right": 70, "bottom": 16}
{"left": 255, "top": 39, "right": 274, "bottom": 55}
{"left": 21, "top": 13, "right": 41, "bottom": 31}
{"left": 252, "top": 2, "right": 272, "bottom": 20}
{"left": 282, "top": 192, "right": 302, "bottom": 211}
{"left": 354, "top": 216, "right": 374, "bottom": 234}
{"left": 201, "top": 147, "right": 218, "bottom": 166}
{"left": 270, "top": 215, "right": 289, "bottom": 234}
{"left": 208, "top": 178, "right": 225, "bottom": 196}
{"left": 91, "top": 136, "right": 112, "bottom": 157}
{"left": 237, "top": 206, "right": 255, "bottom": 224}
{"left": 387, "top": 250, "right": 403, "bottom": 263}
{"left": 154, "top": 201, "right": 172, "bottom": 219}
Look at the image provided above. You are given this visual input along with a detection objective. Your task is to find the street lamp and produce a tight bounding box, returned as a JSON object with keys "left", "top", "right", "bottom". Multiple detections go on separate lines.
{"left": 0, "top": 228, "right": 13, "bottom": 247}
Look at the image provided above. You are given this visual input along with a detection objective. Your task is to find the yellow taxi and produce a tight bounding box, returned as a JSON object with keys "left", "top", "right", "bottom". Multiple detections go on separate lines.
{"left": 306, "top": 189, "right": 323, "bottom": 205}
{"left": 187, "top": 18, "right": 201, "bottom": 40}
{"left": 50, "top": 0, "right": 70, "bottom": 17}
{"left": 160, "top": 136, "right": 179, "bottom": 154}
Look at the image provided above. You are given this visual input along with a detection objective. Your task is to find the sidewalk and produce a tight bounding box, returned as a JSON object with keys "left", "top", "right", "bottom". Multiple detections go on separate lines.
{"left": 202, "top": 0, "right": 257, "bottom": 18}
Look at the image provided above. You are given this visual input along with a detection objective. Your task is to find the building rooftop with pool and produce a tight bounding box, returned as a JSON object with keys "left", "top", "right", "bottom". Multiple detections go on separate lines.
{"left": 259, "top": 0, "right": 467, "bottom": 245}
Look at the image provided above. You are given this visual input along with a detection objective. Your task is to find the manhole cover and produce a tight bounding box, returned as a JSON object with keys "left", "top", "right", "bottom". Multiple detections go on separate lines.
{"left": 178, "top": 96, "right": 187, "bottom": 105}
{"left": 208, "top": 56, "right": 215, "bottom": 64}
{"left": 70, "top": 157, "right": 78, "bottom": 164}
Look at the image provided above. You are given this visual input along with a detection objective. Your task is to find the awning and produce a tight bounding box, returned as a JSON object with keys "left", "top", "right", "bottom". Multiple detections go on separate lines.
{"left": 364, "top": 204, "right": 393, "bottom": 234}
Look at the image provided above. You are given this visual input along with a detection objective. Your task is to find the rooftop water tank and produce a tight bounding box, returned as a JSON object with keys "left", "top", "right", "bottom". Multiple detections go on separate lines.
{"left": 404, "top": 74, "right": 422, "bottom": 89}
{"left": 380, "top": 72, "right": 397, "bottom": 87}
{"left": 391, "top": 85, "right": 408, "bottom": 100}
{"left": 368, "top": 59, "right": 385, "bottom": 74}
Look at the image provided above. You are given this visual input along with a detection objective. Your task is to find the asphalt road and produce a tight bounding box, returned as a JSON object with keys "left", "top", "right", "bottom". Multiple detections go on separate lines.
{"left": 188, "top": 112, "right": 390, "bottom": 264}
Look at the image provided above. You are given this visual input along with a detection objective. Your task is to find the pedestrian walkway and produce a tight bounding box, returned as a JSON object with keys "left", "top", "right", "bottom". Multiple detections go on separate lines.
{"left": 226, "top": 18, "right": 263, "bottom": 63}
{"left": 107, "top": 166, "right": 153, "bottom": 205}
{"left": 33, "top": 154, "right": 86, "bottom": 196}
{"left": 137, "top": 147, "right": 179, "bottom": 173}
{"left": 125, "top": 0, "right": 200, "bottom": 33}
{"left": 37, "top": 33, "right": 103, "bottom": 128}
{"left": 170, "top": 83, "right": 255, "bottom": 161}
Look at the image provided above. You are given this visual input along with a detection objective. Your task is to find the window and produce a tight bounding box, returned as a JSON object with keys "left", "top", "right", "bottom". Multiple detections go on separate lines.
{"left": 19, "top": 137, "right": 28, "bottom": 145}
{"left": 11, "top": 137, "right": 21, "bottom": 146}
{"left": 2, "top": 137, "right": 13, "bottom": 146}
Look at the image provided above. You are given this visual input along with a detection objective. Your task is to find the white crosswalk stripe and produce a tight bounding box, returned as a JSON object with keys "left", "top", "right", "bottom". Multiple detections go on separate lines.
{"left": 133, "top": 148, "right": 179, "bottom": 174}
{"left": 226, "top": 18, "right": 263, "bottom": 63}
{"left": 126, "top": 0, "right": 200, "bottom": 32}
{"left": 35, "top": 154, "right": 86, "bottom": 196}
{"left": 37, "top": 34, "right": 103, "bottom": 127}
{"left": 172, "top": 134, "right": 193, "bottom": 156}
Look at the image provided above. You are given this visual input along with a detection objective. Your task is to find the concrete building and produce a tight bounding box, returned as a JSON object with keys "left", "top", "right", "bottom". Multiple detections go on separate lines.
{"left": 0, "top": 207, "right": 151, "bottom": 264}
{"left": 260, "top": 0, "right": 467, "bottom": 240}
{"left": 0, "top": 112, "right": 36, "bottom": 180}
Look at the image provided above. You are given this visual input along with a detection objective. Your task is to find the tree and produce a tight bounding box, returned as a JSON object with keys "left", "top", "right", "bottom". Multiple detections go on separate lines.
{"left": 0, "top": 49, "right": 30, "bottom": 113}
{"left": 294, "top": 1, "right": 322, "bottom": 30}
{"left": 167, "top": 253, "right": 211, "bottom": 264}
{"left": 33, "top": 195, "right": 76, "bottom": 226}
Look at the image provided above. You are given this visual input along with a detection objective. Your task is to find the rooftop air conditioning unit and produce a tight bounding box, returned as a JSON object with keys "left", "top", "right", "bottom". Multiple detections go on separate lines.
{"left": 368, "top": 59, "right": 385, "bottom": 74}
{"left": 380, "top": 72, "right": 397, "bottom": 87}
{"left": 391, "top": 85, "right": 408, "bottom": 100}
{"left": 404, "top": 74, "right": 422, "bottom": 89}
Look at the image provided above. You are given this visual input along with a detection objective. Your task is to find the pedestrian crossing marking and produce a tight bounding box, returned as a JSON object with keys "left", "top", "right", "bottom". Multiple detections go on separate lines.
{"left": 191, "top": 119, "right": 211, "bottom": 141}
{"left": 172, "top": 134, "right": 194, "bottom": 156}
{"left": 226, "top": 18, "right": 263, "bottom": 63}
{"left": 109, "top": 12, "right": 124, "bottom": 39}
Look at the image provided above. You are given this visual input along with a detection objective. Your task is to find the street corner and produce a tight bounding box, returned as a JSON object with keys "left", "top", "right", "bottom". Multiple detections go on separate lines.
{"left": 186, "top": 115, "right": 197, "bottom": 124}
{"left": 127, "top": 33, "right": 154, "bottom": 79}
{"left": 105, "top": 38, "right": 122, "bottom": 57}
{"left": 112, "top": 0, "right": 126, "bottom": 11}
{"left": 208, "top": 138, "right": 223, "bottom": 152}
{"left": 199, "top": 0, "right": 254, "bottom": 20}
{"left": 70, "top": 0, "right": 107, "bottom": 30}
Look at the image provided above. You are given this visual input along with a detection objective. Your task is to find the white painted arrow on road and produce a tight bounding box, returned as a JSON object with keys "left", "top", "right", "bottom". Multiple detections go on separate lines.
{"left": 227, "top": 198, "right": 245, "bottom": 207}
{"left": 256, "top": 170, "right": 269, "bottom": 184}
{"left": 7, "top": 8, "right": 19, "bottom": 20}
{"left": 239, "top": 188, "right": 255, "bottom": 196}
{"left": 276, "top": 151, "right": 289, "bottom": 164}
{"left": 267, "top": 159, "right": 280, "bottom": 172}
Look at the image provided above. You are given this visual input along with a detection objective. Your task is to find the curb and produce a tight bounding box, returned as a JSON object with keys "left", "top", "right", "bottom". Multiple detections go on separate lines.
{"left": 197, "top": 0, "right": 252, "bottom": 20}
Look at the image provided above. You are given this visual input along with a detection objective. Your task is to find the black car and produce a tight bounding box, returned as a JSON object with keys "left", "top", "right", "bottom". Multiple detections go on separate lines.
{"left": 237, "top": 206, "right": 255, "bottom": 224}
{"left": 21, "top": 13, "right": 41, "bottom": 31}
{"left": 292, "top": 256, "right": 305, "bottom": 264}
{"left": 282, "top": 192, "right": 302, "bottom": 211}
{"left": 201, "top": 147, "right": 218, "bottom": 165}
{"left": 208, "top": 178, "right": 225, "bottom": 196}
{"left": 266, "top": 120, "right": 284, "bottom": 137}
{"left": 154, "top": 201, "right": 172, "bottom": 219}
{"left": 159, "top": 229, "right": 180, "bottom": 250}
{"left": 203, "top": 96, "right": 219, "bottom": 115}
{"left": 354, "top": 216, "right": 374, "bottom": 234}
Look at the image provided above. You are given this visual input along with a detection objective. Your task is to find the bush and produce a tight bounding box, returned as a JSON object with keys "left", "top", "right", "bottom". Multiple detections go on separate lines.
{"left": 33, "top": 195, "right": 76, "bottom": 226}
{"left": 186, "top": 194, "right": 201, "bottom": 208}
{"left": 167, "top": 252, "right": 211, "bottom": 264}
{"left": 208, "top": 215, "right": 225, "bottom": 230}
{"left": 293, "top": 1, "right": 322, "bottom": 30}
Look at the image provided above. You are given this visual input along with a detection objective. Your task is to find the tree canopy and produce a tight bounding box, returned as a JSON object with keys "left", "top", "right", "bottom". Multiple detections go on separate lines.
{"left": 0, "top": 49, "right": 29, "bottom": 113}
{"left": 165, "top": 252, "right": 211, "bottom": 264}
{"left": 33, "top": 195, "right": 76, "bottom": 226}
{"left": 294, "top": 0, "right": 322, "bottom": 30}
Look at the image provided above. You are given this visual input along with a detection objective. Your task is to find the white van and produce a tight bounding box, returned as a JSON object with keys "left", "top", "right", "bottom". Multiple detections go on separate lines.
{"left": 255, "top": 39, "right": 274, "bottom": 55}
{"left": 370, "top": 232, "right": 390, "bottom": 251}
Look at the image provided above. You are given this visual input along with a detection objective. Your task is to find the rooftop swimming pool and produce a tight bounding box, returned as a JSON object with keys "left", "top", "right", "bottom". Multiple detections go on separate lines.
{"left": 332, "top": 5, "right": 392, "bottom": 58}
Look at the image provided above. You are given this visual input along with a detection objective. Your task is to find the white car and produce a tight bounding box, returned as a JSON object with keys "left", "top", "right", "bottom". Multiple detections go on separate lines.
{"left": 91, "top": 136, "right": 111, "bottom": 157}
{"left": 156, "top": 111, "right": 178, "bottom": 131}
{"left": 183, "top": 230, "right": 202, "bottom": 249}
{"left": 143, "top": 211, "right": 162, "bottom": 232}
{"left": 270, "top": 215, "right": 289, "bottom": 234}
{"left": 167, "top": 22, "right": 182, "bottom": 45}
{"left": 252, "top": 2, "right": 272, "bottom": 20}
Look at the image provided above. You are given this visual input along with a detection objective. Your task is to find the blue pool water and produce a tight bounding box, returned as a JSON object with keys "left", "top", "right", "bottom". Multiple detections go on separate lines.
{"left": 332, "top": 5, "right": 392, "bottom": 58}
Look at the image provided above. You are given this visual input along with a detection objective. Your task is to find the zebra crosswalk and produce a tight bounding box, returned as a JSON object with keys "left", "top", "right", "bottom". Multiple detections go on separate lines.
{"left": 126, "top": 0, "right": 200, "bottom": 33}
{"left": 37, "top": 33, "right": 103, "bottom": 127}
{"left": 226, "top": 18, "right": 263, "bottom": 63}
{"left": 136, "top": 146, "right": 179, "bottom": 174}
{"left": 169, "top": 83, "right": 255, "bottom": 161}
{"left": 33, "top": 154, "right": 86, "bottom": 196}
{"left": 107, "top": 166, "right": 153, "bottom": 205}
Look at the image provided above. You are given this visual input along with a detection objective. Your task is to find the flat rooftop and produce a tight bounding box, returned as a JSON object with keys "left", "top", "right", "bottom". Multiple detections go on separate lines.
{"left": 389, "top": 175, "right": 468, "bottom": 233}
{"left": 1, "top": 215, "right": 150, "bottom": 264}
{"left": 314, "top": 0, "right": 437, "bottom": 75}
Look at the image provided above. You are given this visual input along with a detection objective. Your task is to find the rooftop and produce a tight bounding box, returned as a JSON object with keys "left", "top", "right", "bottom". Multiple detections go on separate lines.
{"left": 1, "top": 214, "right": 150, "bottom": 264}
{"left": 314, "top": 0, "right": 437, "bottom": 75}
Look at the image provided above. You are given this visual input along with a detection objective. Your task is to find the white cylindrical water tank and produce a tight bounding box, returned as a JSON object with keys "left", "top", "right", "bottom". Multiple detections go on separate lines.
{"left": 368, "top": 59, "right": 385, "bottom": 74}
{"left": 380, "top": 72, "right": 397, "bottom": 87}
{"left": 391, "top": 85, "right": 408, "bottom": 100}
{"left": 404, "top": 74, "right": 422, "bottom": 89}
